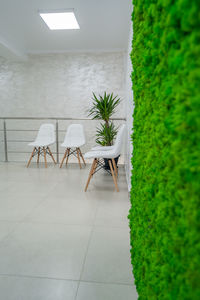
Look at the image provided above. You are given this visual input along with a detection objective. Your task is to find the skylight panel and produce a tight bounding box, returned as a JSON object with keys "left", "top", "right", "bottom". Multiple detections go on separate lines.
{"left": 40, "top": 11, "right": 80, "bottom": 30}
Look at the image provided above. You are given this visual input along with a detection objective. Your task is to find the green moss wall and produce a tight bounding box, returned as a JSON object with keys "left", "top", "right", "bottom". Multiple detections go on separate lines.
{"left": 129, "top": 0, "right": 200, "bottom": 299}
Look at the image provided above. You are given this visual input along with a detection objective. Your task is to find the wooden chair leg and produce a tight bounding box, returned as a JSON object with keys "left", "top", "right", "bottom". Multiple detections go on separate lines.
{"left": 47, "top": 147, "right": 56, "bottom": 164}
{"left": 112, "top": 158, "right": 118, "bottom": 178}
{"left": 43, "top": 147, "right": 47, "bottom": 168}
{"left": 85, "top": 158, "right": 97, "bottom": 192}
{"left": 109, "top": 160, "right": 119, "bottom": 192}
{"left": 60, "top": 149, "right": 68, "bottom": 168}
{"left": 79, "top": 148, "right": 86, "bottom": 166}
{"left": 37, "top": 147, "right": 40, "bottom": 164}
{"left": 66, "top": 148, "right": 70, "bottom": 166}
{"left": 92, "top": 158, "right": 98, "bottom": 175}
{"left": 27, "top": 147, "right": 36, "bottom": 168}
{"left": 76, "top": 148, "right": 82, "bottom": 169}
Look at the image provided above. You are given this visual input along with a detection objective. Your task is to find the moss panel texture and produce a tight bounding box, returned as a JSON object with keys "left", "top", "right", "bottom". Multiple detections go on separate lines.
{"left": 129, "top": 0, "right": 200, "bottom": 299}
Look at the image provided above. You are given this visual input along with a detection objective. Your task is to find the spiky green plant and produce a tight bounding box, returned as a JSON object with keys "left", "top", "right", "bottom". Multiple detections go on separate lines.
{"left": 95, "top": 122, "right": 118, "bottom": 146}
{"left": 88, "top": 92, "right": 120, "bottom": 146}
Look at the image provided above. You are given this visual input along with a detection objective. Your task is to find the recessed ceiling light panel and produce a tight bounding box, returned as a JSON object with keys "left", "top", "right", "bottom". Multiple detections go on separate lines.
{"left": 39, "top": 11, "right": 80, "bottom": 30}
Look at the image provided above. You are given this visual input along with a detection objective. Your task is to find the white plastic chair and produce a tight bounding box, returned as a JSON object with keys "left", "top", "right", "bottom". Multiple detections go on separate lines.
{"left": 60, "top": 124, "right": 86, "bottom": 168}
{"left": 27, "top": 123, "right": 56, "bottom": 168}
{"left": 84, "top": 124, "right": 126, "bottom": 192}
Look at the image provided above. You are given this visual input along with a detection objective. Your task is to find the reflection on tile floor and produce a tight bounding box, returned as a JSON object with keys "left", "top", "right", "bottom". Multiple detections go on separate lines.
{"left": 0, "top": 162, "right": 137, "bottom": 300}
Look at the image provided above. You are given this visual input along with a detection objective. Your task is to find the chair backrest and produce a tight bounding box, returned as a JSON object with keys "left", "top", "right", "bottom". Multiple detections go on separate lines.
{"left": 112, "top": 124, "right": 126, "bottom": 157}
{"left": 64, "top": 124, "right": 85, "bottom": 146}
{"left": 35, "top": 123, "right": 55, "bottom": 144}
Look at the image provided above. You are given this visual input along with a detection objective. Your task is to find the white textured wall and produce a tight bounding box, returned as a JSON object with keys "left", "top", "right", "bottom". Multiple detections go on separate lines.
{"left": 124, "top": 25, "right": 134, "bottom": 191}
{"left": 0, "top": 52, "right": 126, "bottom": 162}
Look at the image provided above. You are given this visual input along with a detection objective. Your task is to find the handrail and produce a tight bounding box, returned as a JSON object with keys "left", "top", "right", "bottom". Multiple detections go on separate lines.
{"left": 3, "top": 121, "right": 8, "bottom": 162}
{"left": 0, "top": 116, "right": 126, "bottom": 163}
{"left": 0, "top": 117, "right": 126, "bottom": 121}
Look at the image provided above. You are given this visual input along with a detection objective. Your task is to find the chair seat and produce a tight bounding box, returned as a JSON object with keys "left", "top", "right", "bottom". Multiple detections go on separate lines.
{"left": 28, "top": 141, "right": 55, "bottom": 147}
{"left": 61, "top": 142, "right": 85, "bottom": 148}
{"left": 84, "top": 150, "right": 117, "bottom": 159}
{"left": 91, "top": 145, "right": 114, "bottom": 151}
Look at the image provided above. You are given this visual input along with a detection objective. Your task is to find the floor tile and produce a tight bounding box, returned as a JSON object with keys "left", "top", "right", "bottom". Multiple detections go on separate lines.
{"left": 76, "top": 282, "right": 138, "bottom": 300}
{"left": 26, "top": 196, "right": 97, "bottom": 226}
{"left": 94, "top": 197, "right": 130, "bottom": 228}
{"left": 0, "top": 275, "right": 78, "bottom": 300}
{"left": 4, "top": 180, "right": 57, "bottom": 197}
{"left": 81, "top": 227, "right": 133, "bottom": 284}
{"left": 0, "top": 163, "right": 137, "bottom": 299}
{"left": 0, "top": 181, "right": 12, "bottom": 192}
{"left": 0, "top": 221, "right": 19, "bottom": 242}
{"left": 0, "top": 223, "right": 91, "bottom": 280}
{"left": 84, "top": 171, "right": 128, "bottom": 193}
{"left": 0, "top": 194, "right": 46, "bottom": 221}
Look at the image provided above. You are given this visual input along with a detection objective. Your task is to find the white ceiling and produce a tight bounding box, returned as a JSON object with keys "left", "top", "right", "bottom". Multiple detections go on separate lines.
{"left": 0, "top": 0, "right": 132, "bottom": 60}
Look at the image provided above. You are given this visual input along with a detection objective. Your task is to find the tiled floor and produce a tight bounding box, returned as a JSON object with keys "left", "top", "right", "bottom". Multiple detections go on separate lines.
{"left": 0, "top": 162, "right": 138, "bottom": 300}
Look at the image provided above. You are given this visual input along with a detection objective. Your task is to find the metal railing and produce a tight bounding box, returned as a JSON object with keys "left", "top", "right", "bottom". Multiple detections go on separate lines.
{"left": 0, "top": 117, "right": 126, "bottom": 163}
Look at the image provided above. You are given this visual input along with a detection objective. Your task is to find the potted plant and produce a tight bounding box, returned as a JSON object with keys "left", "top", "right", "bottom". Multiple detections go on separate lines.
{"left": 88, "top": 92, "right": 121, "bottom": 169}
